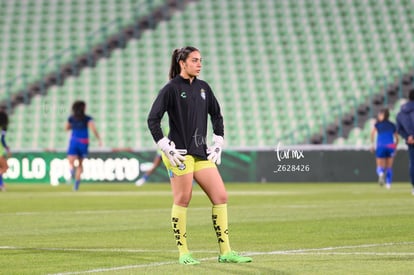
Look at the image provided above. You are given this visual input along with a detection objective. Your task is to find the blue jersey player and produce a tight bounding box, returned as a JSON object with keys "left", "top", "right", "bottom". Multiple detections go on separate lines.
{"left": 0, "top": 111, "right": 10, "bottom": 191}
{"left": 65, "top": 101, "right": 102, "bottom": 191}
{"left": 396, "top": 89, "right": 414, "bottom": 195}
{"left": 370, "top": 108, "right": 399, "bottom": 189}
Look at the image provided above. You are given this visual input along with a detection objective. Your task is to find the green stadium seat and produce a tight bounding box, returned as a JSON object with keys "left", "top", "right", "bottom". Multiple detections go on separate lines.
{"left": 4, "top": 0, "right": 414, "bottom": 149}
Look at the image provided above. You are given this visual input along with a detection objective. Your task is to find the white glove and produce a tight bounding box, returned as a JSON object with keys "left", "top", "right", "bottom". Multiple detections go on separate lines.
{"left": 157, "top": 137, "right": 186, "bottom": 167}
{"left": 207, "top": 134, "right": 224, "bottom": 165}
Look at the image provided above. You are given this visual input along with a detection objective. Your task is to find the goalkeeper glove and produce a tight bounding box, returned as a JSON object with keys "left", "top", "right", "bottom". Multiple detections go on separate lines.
{"left": 207, "top": 134, "right": 224, "bottom": 165}
{"left": 157, "top": 137, "right": 186, "bottom": 167}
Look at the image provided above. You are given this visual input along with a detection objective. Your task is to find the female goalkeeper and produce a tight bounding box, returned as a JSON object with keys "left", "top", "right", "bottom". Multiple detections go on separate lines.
{"left": 147, "top": 46, "right": 252, "bottom": 265}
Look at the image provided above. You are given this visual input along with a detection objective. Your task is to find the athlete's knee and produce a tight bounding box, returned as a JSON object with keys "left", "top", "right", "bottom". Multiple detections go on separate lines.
{"left": 212, "top": 192, "right": 228, "bottom": 205}
{"left": 173, "top": 191, "right": 192, "bottom": 207}
{"left": 174, "top": 197, "right": 192, "bottom": 207}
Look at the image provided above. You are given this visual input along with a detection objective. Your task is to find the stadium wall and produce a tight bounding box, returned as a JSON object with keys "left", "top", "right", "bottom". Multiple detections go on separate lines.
{"left": 4, "top": 146, "right": 410, "bottom": 184}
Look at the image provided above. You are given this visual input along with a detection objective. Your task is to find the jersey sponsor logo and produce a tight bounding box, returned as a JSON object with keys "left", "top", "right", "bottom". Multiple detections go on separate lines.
{"left": 200, "top": 88, "right": 206, "bottom": 100}
{"left": 180, "top": 91, "right": 187, "bottom": 99}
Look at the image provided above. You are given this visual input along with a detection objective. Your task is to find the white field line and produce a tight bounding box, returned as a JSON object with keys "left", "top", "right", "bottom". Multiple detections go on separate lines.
{"left": 0, "top": 246, "right": 215, "bottom": 254}
{"left": 291, "top": 252, "right": 414, "bottom": 256}
{"left": 0, "top": 208, "right": 170, "bottom": 216}
{"left": 0, "top": 242, "right": 412, "bottom": 275}
{"left": 51, "top": 260, "right": 178, "bottom": 274}
{"left": 245, "top": 241, "right": 414, "bottom": 255}
{"left": 0, "top": 206, "right": 217, "bottom": 217}
{"left": 1, "top": 190, "right": 298, "bottom": 197}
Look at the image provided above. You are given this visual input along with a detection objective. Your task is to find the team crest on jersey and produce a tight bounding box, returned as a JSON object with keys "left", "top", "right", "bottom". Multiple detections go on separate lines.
{"left": 200, "top": 89, "right": 206, "bottom": 100}
{"left": 180, "top": 91, "right": 187, "bottom": 99}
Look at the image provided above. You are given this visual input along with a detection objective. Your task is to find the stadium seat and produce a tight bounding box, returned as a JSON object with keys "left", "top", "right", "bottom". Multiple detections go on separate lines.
{"left": 0, "top": 0, "right": 166, "bottom": 102}
{"left": 3, "top": 0, "right": 414, "bottom": 149}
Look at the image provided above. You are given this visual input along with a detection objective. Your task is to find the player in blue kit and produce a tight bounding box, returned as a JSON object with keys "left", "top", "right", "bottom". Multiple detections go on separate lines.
{"left": 0, "top": 111, "right": 11, "bottom": 192}
{"left": 370, "top": 108, "right": 399, "bottom": 189}
{"left": 396, "top": 89, "right": 414, "bottom": 195}
{"left": 66, "top": 101, "right": 102, "bottom": 191}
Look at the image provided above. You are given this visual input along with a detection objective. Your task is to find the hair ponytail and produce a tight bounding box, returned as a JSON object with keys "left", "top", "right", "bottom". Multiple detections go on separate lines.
{"left": 168, "top": 46, "right": 200, "bottom": 80}
{"left": 169, "top": 48, "right": 181, "bottom": 80}
{"left": 380, "top": 108, "right": 390, "bottom": 120}
{"left": 0, "top": 111, "right": 9, "bottom": 131}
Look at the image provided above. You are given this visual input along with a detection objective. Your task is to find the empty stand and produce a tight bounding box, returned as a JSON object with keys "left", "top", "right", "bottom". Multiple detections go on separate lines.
{"left": 0, "top": 0, "right": 166, "bottom": 101}
{"left": 2, "top": 0, "right": 414, "bottom": 149}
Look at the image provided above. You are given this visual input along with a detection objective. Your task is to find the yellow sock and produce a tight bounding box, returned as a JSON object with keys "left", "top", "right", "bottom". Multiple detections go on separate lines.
{"left": 171, "top": 204, "right": 189, "bottom": 256}
{"left": 212, "top": 204, "right": 231, "bottom": 254}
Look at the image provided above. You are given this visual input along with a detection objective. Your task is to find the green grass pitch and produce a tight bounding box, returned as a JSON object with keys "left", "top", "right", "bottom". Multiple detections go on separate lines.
{"left": 0, "top": 182, "right": 414, "bottom": 274}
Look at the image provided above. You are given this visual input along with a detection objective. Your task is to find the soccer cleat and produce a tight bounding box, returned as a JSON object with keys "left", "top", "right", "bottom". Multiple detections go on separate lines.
{"left": 179, "top": 253, "right": 200, "bottom": 265}
{"left": 135, "top": 177, "right": 146, "bottom": 186}
{"left": 0, "top": 185, "right": 6, "bottom": 192}
{"left": 378, "top": 173, "right": 385, "bottom": 186}
{"left": 218, "top": 251, "right": 252, "bottom": 263}
{"left": 385, "top": 183, "right": 391, "bottom": 189}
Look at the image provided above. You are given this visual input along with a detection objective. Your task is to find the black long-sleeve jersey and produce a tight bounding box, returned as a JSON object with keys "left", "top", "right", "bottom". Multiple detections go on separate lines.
{"left": 148, "top": 75, "right": 224, "bottom": 159}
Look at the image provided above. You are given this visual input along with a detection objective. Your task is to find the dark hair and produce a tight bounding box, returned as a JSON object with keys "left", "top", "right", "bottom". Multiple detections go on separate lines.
{"left": 0, "top": 111, "right": 9, "bottom": 130}
{"left": 168, "top": 46, "right": 199, "bottom": 80}
{"left": 72, "top": 100, "right": 86, "bottom": 119}
{"left": 378, "top": 108, "right": 390, "bottom": 121}
{"left": 409, "top": 89, "right": 414, "bottom": 101}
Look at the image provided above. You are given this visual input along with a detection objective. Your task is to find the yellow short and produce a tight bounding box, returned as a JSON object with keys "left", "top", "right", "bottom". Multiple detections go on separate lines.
{"left": 161, "top": 153, "right": 216, "bottom": 177}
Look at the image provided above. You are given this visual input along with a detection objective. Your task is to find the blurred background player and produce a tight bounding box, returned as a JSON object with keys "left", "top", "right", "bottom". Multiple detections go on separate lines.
{"left": 135, "top": 152, "right": 162, "bottom": 186}
{"left": 66, "top": 101, "right": 102, "bottom": 191}
{"left": 135, "top": 126, "right": 169, "bottom": 186}
{"left": 148, "top": 46, "right": 252, "bottom": 265}
{"left": 0, "top": 111, "right": 11, "bottom": 192}
{"left": 135, "top": 150, "right": 198, "bottom": 186}
{"left": 396, "top": 89, "right": 414, "bottom": 195}
{"left": 370, "top": 108, "right": 399, "bottom": 189}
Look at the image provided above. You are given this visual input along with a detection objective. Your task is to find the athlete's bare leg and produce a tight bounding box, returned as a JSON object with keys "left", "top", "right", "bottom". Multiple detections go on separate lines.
{"left": 194, "top": 167, "right": 227, "bottom": 205}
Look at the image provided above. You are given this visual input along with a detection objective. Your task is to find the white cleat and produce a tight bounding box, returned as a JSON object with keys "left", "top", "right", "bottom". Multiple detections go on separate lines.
{"left": 378, "top": 173, "right": 385, "bottom": 186}
{"left": 135, "top": 178, "right": 146, "bottom": 186}
{"left": 385, "top": 184, "right": 391, "bottom": 189}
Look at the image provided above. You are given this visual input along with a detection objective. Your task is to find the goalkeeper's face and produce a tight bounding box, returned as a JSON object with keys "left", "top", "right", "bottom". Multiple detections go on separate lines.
{"left": 180, "top": 51, "right": 202, "bottom": 78}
